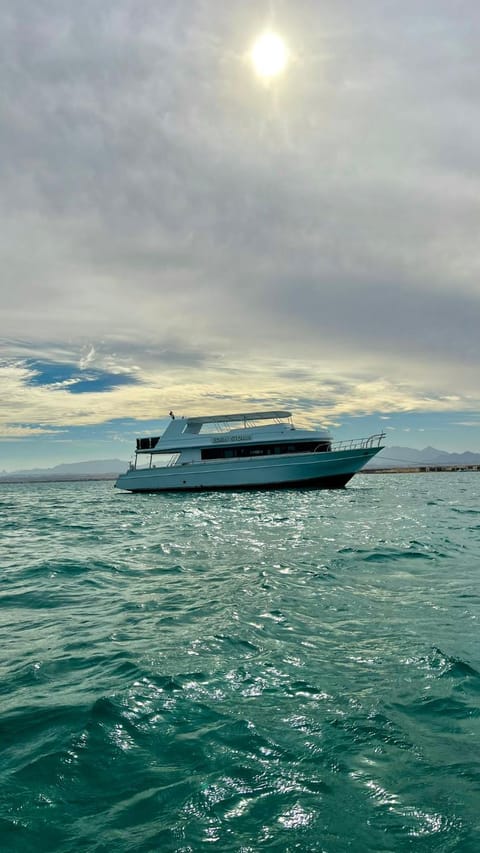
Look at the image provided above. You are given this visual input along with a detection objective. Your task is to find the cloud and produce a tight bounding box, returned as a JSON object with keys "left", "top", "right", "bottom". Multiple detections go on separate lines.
{"left": 79, "top": 344, "right": 96, "bottom": 369}
{"left": 1, "top": 0, "right": 479, "bottom": 438}
{"left": 1, "top": 347, "right": 478, "bottom": 441}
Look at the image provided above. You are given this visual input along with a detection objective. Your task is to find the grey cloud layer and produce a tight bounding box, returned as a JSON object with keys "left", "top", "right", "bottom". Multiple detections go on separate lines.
{"left": 1, "top": 0, "right": 479, "bottom": 395}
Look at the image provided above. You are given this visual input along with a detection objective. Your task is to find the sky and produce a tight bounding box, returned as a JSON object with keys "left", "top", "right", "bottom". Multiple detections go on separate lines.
{"left": 1, "top": 0, "right": 479, "bottom": 470}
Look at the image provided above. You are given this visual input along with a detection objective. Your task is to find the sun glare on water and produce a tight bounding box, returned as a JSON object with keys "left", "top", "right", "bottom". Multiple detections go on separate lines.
{"left": 250, "top": 31, "right": 289, "bottom": 80}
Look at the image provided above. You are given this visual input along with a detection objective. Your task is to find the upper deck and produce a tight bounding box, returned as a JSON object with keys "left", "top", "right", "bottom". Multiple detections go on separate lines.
{"left": 135, "top": 411, "right": 330, "bottom": 454}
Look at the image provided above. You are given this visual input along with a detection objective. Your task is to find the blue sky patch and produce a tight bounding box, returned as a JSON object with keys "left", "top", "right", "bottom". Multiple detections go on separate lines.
{"left": 26, "top": 360, "right": 138, "bottom": 393}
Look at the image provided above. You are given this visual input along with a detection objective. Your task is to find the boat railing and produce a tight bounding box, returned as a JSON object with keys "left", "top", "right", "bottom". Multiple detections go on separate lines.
{"left": 328, "top": 433, "right": 386, "bottom": 453}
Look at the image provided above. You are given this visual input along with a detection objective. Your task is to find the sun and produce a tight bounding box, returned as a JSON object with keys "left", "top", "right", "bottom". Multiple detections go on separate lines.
{"left": 250, "top": 31, "right": 289, "bottom": 80}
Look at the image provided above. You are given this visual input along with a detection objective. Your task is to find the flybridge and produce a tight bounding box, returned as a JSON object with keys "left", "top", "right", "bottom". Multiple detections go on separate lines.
{"left": 188, "top": 411, "right": 292, "bottom": 424}
{"left": 135, "top": 410, "right": 295, "bottom": 452}
{"left": 186, "top": 411, "right": 292, "bottom": 424}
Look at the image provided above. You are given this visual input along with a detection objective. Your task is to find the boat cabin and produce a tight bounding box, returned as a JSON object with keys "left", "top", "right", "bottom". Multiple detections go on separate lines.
{"left": 132, "top": 410, "right": 332, "bottom": 469}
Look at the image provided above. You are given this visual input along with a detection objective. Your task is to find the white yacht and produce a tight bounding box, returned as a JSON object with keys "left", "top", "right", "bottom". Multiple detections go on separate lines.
{"left": 115, "top": 410, "right": 385, "bottom": 493}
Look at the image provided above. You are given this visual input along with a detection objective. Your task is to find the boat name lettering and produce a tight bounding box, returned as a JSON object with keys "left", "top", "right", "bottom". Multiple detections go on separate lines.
{"left": 212, "top": 435, "right": 252, "bottom": 443}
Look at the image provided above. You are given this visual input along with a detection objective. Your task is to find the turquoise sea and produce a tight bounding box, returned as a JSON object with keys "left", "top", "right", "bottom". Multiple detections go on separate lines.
{"left": 1, "top": 473, "right": 479, "bottom": 852}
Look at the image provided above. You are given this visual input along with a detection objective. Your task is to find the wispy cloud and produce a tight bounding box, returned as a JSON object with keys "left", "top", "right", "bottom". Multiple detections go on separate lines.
{"left": 1, "top": 349, "right": 477, "bottom": 440}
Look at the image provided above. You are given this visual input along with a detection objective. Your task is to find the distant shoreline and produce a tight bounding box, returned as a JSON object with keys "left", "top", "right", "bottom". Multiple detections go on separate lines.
{"left": 1, "top": 467, "right": 479, "bottom": 484}
{"left": 363, "top": 466, "right": 480, "bottom": 474}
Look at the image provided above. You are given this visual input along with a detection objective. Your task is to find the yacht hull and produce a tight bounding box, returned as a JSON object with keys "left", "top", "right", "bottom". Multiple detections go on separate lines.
{"left": 115, "top": 447, "right": 380, "bottom": 493}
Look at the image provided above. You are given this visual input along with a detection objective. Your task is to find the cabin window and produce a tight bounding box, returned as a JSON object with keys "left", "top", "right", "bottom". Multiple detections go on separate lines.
{"left": 201, "top": 440, "right": 327, "bottom": 460}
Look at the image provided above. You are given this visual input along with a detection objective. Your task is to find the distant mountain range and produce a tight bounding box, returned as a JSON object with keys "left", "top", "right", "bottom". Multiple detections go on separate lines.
{"left": 0, "top": 459, "right": 128, "bottom": 481}
{"left": 365, "top": 446, "right": 480, "bottom": 469}
{"left": 1, "top": 448, "right": 479, "bottom": 482}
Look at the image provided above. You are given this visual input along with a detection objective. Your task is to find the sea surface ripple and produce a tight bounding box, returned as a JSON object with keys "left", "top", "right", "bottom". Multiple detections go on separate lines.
{"left": 1, "top": 473, "right": 479, "bottom": 852}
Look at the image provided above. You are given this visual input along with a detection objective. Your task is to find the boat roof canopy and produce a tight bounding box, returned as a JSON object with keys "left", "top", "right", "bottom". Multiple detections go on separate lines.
{"left": 186, "top": 410, "right": 292, "bottom": 425}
